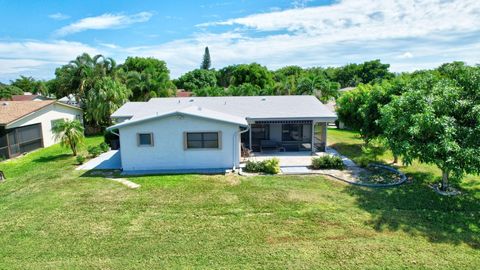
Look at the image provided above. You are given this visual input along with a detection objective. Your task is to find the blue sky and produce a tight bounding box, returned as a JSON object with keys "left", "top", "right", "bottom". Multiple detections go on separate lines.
{"left": 0, "top": 0, "right": 479, "bottom": 82}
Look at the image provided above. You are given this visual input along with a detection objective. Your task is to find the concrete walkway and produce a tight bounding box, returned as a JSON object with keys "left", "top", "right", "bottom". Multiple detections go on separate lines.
{"left": 279, "top": 147, "right": 366, "bottom": 183}
{"left": 76, "top": 150, "right": 121, "bottom": 170}
{"left": 107, "top": 178, "right": 140, "bottom": 189}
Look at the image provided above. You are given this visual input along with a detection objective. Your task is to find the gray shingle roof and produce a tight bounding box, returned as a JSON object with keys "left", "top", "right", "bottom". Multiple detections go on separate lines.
{"left": 108, "top": 105, "right": 248, "bottom": 130}
{"left": 111, "top": 96, "right": 337, "bottom": 122}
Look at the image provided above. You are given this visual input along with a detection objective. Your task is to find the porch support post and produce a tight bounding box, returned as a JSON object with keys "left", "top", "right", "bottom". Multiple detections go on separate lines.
{"left": 248, "top": 123, "right": 252, "bottom": 150}
{"left": 311, "top": 121, "right": 315, "bottom": 154}
{"left": 321, "top": 122, "right": 327, "bottom": 152}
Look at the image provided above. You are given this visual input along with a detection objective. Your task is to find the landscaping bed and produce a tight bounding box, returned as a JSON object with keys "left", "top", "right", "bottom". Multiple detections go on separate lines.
{"left": 357, "top": 164, "right": 406, "bottom": 186}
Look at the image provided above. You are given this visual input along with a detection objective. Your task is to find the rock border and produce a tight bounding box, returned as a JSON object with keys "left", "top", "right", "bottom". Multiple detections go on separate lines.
{"left": 431, "top": 183, "right": 461, "bottom": 196}
{"left": 352, "top": 163, "right": 408, "bottom": 188}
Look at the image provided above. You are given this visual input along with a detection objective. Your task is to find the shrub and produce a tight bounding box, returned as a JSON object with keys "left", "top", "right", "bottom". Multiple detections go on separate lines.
{"left": 262, "top": 158, "right": 280, "bottom": 174}
{"left": 87, "top": 146, "right": 102, "bottom": 158}
{"left": 76, "top": 155, "right": 86, "bottom": 165}
{"left": 99, "top": 142, "right": 110, "bottom": 153}
{"left": 356, "top": 156, "right": 371, "bottom": 168}
{"left": 245, "top": 160, "right": 262, "bottom": 172}
{"left": 244, "top": 158, "right": 280, "bottom": 174}
{"left": 311, "top": 155, "right": 345, "bottom": 170}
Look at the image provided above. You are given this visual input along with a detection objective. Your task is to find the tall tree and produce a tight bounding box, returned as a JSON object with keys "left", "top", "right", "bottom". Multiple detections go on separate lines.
{"left": 120, "top": 57, "right": 174, "bottom": 101}
{"left": 201, "top": 47, "right": 211, "bottom": 70}
{"left": 10, "top": 76, "right": 48, "bottom": 95}
{"left": 296, "top": 74, "right": 340, "bottom": 102}
{"left": 174, "top": 69, "right": 217, "bottom": 92}
{"left": 0, "top": 85, "right": 23, "bottom": 99}
{"left": 380, "top": 68, "right": 480, "bottom": 191}
{"left": 85, "top": 77, "right": 132, "bottom": 127}
{"left": 228, "top": 63, "right": 274, "bottom": 89}
{"left": 51, "top": 119, "right": 85, "bottom": 156}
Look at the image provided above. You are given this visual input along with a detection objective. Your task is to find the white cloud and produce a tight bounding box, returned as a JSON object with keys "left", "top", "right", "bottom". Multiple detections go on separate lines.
{"left": 0, "top": 40, "right": 103, "bottom": 81}
{"left": 55, "top": 12, "right": 153, "bottom": 36}
{"left": 49, "top": 12, "right": 70, "bottom": 20}
{"left": 398, "top": 52, "right": 413, "bottom": 59}
{"left": 202, "top": 0, "right": 480, "bottom": 40}
{"left": 1, "top": 0, "right": 480, "bottom": 81}
{"left": 291, "top": 0, "right": 313, "bottom": 8}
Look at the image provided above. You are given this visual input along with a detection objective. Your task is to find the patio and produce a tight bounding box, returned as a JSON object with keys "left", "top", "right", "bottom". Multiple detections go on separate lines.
{"left": 242, "top": 151, "right": 329, "bottom": 167}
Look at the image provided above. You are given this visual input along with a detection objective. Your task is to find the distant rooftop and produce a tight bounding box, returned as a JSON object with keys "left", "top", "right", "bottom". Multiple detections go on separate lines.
{"left": 1, "top": 94, "right": 50, "bottom": 101}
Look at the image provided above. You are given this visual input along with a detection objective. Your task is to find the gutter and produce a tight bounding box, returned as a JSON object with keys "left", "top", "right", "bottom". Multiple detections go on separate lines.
{"left": 233, "top": 125, "right": 250, "bottom": 171}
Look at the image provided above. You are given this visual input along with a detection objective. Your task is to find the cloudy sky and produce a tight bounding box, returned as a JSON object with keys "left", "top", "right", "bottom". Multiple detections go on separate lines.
{"left": 0, "top": 0, "right": 479, "bottom": 82}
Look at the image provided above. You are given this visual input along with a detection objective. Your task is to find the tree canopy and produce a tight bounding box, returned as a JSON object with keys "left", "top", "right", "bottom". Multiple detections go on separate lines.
{"left": 120, "top": 57, "right": 174, "bottom": 101}
{"left": 380, "top": 65, "right": 480, "bottom": 190}
{"left": 174, "top": 69, "right": 217, "bottom": 92}
{"left": 85, "top": 77, "right": 132, "bottom": 127}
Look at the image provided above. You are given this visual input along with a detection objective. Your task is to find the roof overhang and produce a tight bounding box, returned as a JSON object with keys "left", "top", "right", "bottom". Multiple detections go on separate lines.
{"left": 107, "top": 107, "right": 248, "bottom": 131}
{"left": 3, "top": 101, "right": 82, "bottom": 128}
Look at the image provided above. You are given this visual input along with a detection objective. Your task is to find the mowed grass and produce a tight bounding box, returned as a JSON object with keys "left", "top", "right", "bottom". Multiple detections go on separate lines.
{"left": 0, "top": 134, "right": 478, "bottom": 269}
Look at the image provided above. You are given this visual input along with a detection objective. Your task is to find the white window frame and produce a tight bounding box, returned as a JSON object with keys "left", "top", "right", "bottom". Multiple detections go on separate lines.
{"left": 184, "top": 131, "right": 222, "bottom": 150}
{"left": 137, "top": 133, "right": 154, "bottom": 147}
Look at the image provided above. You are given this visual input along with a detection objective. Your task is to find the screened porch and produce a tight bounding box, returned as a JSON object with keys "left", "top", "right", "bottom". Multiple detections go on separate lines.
{"left": 0, "top": 124, "right": 44, "bottom": 160}
{"left": 241, "top": 120, "right": 327, "bottom": 153}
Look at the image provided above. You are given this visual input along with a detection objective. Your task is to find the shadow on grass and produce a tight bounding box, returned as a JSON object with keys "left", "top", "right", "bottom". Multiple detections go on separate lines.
{"left": 79, "top": 169, "right": 122, "bottom": 178}
{"left": 344, "top": 170, "right": 480, "bottom": 249}
{"left": 32, "top": 153, "right": 71, "bottom": 163}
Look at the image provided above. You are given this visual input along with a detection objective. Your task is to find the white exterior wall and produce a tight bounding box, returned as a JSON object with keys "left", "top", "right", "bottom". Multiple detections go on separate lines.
{"left": 118, "top": 115, "right": 241, "bottom": 171}
{"left": 8, "top": 103, "right": 83, "bottom": 147}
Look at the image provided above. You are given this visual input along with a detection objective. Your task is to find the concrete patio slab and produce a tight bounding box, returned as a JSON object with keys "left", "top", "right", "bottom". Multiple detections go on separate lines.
{"left": 244, "top": 151, "right": 329, "bottom": 167}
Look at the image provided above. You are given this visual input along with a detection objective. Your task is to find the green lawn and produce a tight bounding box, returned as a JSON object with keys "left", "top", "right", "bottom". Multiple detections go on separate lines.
{"left": 0, "top": 133, "right": 479, "bottom": 269}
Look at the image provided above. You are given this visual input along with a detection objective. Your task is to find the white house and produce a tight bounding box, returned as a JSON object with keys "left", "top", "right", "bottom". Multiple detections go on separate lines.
{"left": 0, "top": 100, "right": 83, "bottom": 160}
{"left": 107, "top": 96, "right": 337, "bottom": 173}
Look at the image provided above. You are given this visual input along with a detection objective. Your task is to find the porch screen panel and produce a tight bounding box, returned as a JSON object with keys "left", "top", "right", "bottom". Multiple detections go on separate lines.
{"left": 282, "top": 124, "right": 303, "bottom": 141}
{"left": 0, "top": 127, "right": 7, "bottom": 159}
{"left": 15, "top": 124, "right": 43, "bottom": 154}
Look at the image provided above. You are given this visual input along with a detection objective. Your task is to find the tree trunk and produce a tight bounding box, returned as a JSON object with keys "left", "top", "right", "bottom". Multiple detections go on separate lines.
{"left": 393, "top": 155, "right": 398, "bottom": 164}
{"left": 441, "top": 170, "right": 449, "bottom": 191}
{"left": 71, "top": 142, "right": 77, "bottom": 156}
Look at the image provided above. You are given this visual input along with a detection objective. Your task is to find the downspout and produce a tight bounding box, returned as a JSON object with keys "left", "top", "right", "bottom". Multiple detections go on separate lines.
{"left": 109, "top": 129, "right": 119, "bottom": 137}
{"left": 233, "top": 125, "right": 250, "bottom": 171}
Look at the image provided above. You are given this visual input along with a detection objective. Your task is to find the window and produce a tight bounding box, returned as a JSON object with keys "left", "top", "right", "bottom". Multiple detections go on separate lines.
{"left": 51, "top": 119, "right": 64, "bottom": 129}
{"left": 185, "top": 132, "right": 220, "bottom": 149}
{"left": 137, "top": 133, "right": 153, "bottom": 146}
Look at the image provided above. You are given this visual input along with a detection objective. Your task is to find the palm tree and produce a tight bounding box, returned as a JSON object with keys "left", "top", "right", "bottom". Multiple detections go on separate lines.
{"left": 67, "top": 53, "right": 95, "bottom": 98}
{"left": 51, "top": 119, "right": 85, "bottom": 156}
{"left": 85, "top": 77, "right": 131, "bottom": 126}
{"left": 93, "top": 55, "right": 118, "bottom": 78}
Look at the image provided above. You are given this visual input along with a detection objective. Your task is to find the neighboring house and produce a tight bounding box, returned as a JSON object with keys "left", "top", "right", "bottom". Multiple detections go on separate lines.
{"left": 176, "top": 89, "right": 193, "bottom": 97}
{"left": 1, "top": 94, "right": 51, "bottom": 101}
{"left": 0, "top": 101, "right": 83, "bottom": 160}
{"left": 58, "top": 94, "right": 81, "bottom": 107}
{"left": 107, "top": 96, "right": 336, "bottom": 172}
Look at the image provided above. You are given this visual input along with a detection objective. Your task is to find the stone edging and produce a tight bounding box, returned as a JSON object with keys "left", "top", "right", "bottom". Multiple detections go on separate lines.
{"left": 349, "top": 164, "right": 407, "bottom": 188}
